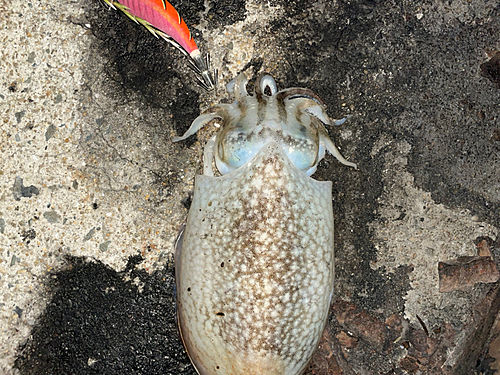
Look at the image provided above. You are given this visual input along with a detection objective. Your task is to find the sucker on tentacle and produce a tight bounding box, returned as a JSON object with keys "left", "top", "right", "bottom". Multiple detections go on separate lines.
{"left": 174, "top": 73, "right": 356, "bottom": 375}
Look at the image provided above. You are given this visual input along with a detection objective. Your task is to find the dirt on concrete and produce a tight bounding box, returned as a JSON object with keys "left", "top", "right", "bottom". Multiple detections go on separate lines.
{"left": 2, "top": 0, "right": 499, "bottom": 374}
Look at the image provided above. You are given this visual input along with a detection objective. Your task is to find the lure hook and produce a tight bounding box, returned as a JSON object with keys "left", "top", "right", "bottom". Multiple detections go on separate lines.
{"left": 188, "top": 51, "right": 217, "bottom": 90}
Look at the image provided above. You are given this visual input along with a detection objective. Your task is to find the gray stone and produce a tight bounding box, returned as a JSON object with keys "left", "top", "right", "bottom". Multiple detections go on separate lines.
{"left": 83, "top": 228, "right": 95, "bottom": 241}
{"left": 45, "top": 124, "right": 56, "bottom": 141}
{"left": 43, "top": 210, "right": 61, "bottom": 223}
{"left": 12, "top": 177, "right": 40, "bottom": 201}
{"left": 99, "top": 241, "right": 111, "bottom": 252}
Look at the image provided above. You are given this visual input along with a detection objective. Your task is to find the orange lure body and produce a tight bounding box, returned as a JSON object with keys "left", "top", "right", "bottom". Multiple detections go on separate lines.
{"left": 104, "top": 0, "right": 216, "bottom": 89}
{"left": 117, "top": 0, "right": 198, "bottom": 55}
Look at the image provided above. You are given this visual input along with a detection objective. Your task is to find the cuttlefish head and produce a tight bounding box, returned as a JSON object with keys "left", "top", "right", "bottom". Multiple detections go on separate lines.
{"left": 173, "top": 72, "right": 356, "bottom": 176}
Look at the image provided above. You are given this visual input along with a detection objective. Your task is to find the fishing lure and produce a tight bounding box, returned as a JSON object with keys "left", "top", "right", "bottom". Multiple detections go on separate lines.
{"left": 174, "top": 73, "right": 356, "bottom": 375}
{"left": 102, "top": 0, "right": 216, "bottom": 90}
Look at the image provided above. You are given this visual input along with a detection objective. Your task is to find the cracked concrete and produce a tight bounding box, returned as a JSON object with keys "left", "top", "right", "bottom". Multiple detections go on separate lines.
{"left": 1, "top": 0, "right": 500, "bottom": 374}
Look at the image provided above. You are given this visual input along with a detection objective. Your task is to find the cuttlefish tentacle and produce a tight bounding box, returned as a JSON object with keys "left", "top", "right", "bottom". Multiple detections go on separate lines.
{"left": 276, "top": 87, "right": 327, "bottom": 107}
{"left": 226, "top": 73, "right": 249, "bottom": 102}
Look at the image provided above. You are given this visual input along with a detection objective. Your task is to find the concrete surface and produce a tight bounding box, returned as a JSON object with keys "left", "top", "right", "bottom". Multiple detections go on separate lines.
{"left": 1, "top": 0, "right": 499, "bottom": 374}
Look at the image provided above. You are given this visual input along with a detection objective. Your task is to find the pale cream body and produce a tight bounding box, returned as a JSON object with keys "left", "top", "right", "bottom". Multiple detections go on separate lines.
{"left": 174, "top": 74, "right": 356, "bottom": 375}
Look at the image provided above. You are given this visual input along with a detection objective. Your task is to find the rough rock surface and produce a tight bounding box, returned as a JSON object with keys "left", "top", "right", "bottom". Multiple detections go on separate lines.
{"left": 1, "top": 0, "right": 499, "bottom": 374}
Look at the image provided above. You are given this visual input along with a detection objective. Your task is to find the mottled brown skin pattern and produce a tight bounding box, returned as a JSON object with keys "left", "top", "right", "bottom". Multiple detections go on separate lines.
{"left": 177, "top": 143, "right": 334, "bottom": 375}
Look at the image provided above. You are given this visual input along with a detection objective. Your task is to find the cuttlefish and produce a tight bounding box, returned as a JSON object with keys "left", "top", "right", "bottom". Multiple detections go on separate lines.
{"left": 174, "top": 73, "right": 356, "bottom": 375}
